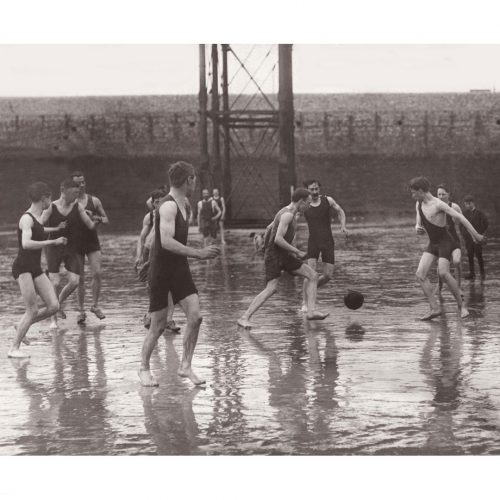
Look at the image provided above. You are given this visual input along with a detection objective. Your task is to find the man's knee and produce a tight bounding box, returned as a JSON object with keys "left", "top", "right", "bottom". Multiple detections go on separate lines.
{"left": 187, "top": 310, "right": 203, "bottom": 328}
{"left": 47, "top": 300, "right": 59, "bottom": 316}
{"left": 266, "top": 280, "right": 279, "bottom": 295}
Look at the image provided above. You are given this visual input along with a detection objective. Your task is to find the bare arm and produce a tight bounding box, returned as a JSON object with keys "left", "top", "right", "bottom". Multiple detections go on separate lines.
{"left": 220, "top": 197, "right": 226, "bottom": 218}
{"left": 328, "top": 196, "right": 347, "bottom": 234}
{"left": 78, "top": 204, "right": 97, "bottom": 230}
{"left": 92, "top": 196, "right": 109, "bottom": 224}
{"left": 159, "top": 202, "right": 219, "bottom": 259}
{"left": 197, "top": 201, "right": 202, "bottom": 227}
{"left": 274, "top": 212, "right": 304, "bottom": 257}
{"left": 41, "top": 203, "right": 53, "bottom": 225}
{"left": 212, "top": 200, "right": 222, "bottom": 220}
{"left": 450, "top": 203, "right": 465, "bottom": 244}
{"left": 20, "top": 215, "right": 66, "bottom": 250}
{"left": 136, "top": 214, "right": 151, "bottom": 263}
{"left": 441, "top": 202, "right": 483, "bottom": 243}
{"left": 415, "top": 202, "right": 425, "bottom": 234}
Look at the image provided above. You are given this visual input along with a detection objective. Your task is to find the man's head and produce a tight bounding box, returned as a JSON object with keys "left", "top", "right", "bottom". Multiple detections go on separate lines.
{"left": 28, "top": 181, "right": 52, "bottom": 209}
{"left": 409, "top": 176, "right": 430, "bottom": 201}
{"left": 464, "top": 194, "right": 475, "bottom": 211}
{"left": 150, "top": 189, "right": 166, "bottom": 210}
{"left": 292, "top": 187, "right": 311, "bottom": 212}
{"left": 212, "top": 188, "right": 220, "bottom": 197}
{"left": 60, "top": 178, "right": 80, "bottom": 203}
{"left": 304, "top": 179, "right": 321, "bottom": 200}
{"left": 436, "top": 184, "right": 450, "bottom": 203}
{"left": 167, "top": 161, "right": 196, "bottom": 196}
{"left": 201, "top": 188, "right": 210, "bottom": 200}
{"left": 70, "top": 170, "right": 86, "bottom": 195}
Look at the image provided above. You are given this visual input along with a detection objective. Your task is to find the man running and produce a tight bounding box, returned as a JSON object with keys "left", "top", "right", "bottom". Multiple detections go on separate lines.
{"left": 139, "top": 161, "right": 220, "bottom": 387}
{"left": 42, "top": 178, "right": 99, "bottom": 328}
{"left": 436, "top": 184, "right": 463, "bottom": 291}
{"left": 302, "top": 179, "right": 348, "bottom": 311}
{"left": 9, "top": 182, "right": 67, "bottom": 358}
{"left": 211, "top": 187, "right": 226, "bottom": 245}
{"left": 237, "top": 188, "right": 329, "bottom": 329}
{"left": 197, "top": 188, "right": 221, "bottom": 247}
{"left": 409, "top": 177, "right": 484, "bottom": 320}
{"left": 70, "top": 170, "right": 109, "bottom": 324}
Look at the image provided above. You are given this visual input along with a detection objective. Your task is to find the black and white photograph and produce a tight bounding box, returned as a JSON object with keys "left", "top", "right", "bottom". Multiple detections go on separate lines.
{"left": 1, "top": 2, "right": 499, "bottom": 498}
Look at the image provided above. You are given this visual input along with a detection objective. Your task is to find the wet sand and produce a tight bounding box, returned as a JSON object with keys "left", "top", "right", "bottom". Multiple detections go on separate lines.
{"left": 0, "top": 223, "right": 499, "bottom": 455}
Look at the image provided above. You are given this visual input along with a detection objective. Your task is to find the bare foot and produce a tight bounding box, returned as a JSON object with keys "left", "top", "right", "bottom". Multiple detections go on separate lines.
{"left": 21, "top": 337, "right": 30, "bottom": 346}
{"left": 138, "top": 369, "right": 158, "bottom": 387}
{"left": 90, "top": 306, "right": 106, "bottom": 320}
{"left": 178, "top": 366, "right": 206, "bottom": 386}
{"left": 306, "top": 310, "right": 329, "bottom": 321}
{"left": 460, "top": 307, "right": 470, "bottom": 319}
{"left": 300, "top": 304, "right": 308, "bottom": 313}
{"left": 59, "top": 309, "right": 66, "bottom": 320}
{"left": 49, "top": 319, "right": 58, "bottom": 330}
{"left": 420, "top": 310, "right": 442, "bottom": 321}
{"left": 8, "top": 348, "right": 30, "bottom": 359}
{"left": 237, "top": 317, "right": 253, "bottom": 329}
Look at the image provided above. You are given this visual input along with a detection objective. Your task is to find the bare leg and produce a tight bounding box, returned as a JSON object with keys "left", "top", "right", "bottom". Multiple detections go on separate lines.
{"left": 451, "top": 248, "right": 463, "bottom": 291}
{"left": 9, "top": 273, "right": 59, "bottom": 357}
{"left": 317, "top": 262, "right": 334, "bottom": 288}
{"left": 139, "top": 307, "right": 168, "bottom": 386}
{"left": 416, "top": 252, "right": 441, "bottom": 320}
{"left": 88, "top": 251, "right": 105, "bottom": 319}
{"left": 58, "top": 271, "right": 80, "bottom": 308}
{"left": 48, "top": 272, "right": 61, "bottom": 328}
{"left": 293, "top": 264, "right": 328, "bottom": 320}
{"left": 219, "top": 220, "right": 226, "bottom": 245}
{"left": 77, "top": 255, "right": 86, "bottom": 319}
{"left": 238, "top": 279, "right": 278, "bottom": 328}
{"left": 438, "top": 258, "right": 468, "bottom": 318}
{"left": 177, "top": 294, "right": 205, "bottom": 385}
{"left": 302, "top": 259, "right": 317, "bottom": 311}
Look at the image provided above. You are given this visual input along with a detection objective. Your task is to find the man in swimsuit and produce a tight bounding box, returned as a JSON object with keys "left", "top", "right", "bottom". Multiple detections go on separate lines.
{"left": 211, "top": 187, "right": 226, "bottom": 245}
{"left": 139, "top": 161, "right": 220, "bottom": 387}
{"left": 71, "top": 170, "right": 109, "bottom": 324}
{"left": 436, "top": 184, "right": 463, "bottom": 292}
{"left": 237, "top": 188, "right": 329, "bottom": 329}
{"left": 197, "top": 188, "right": 221, "bottom": 247}
{"left": 135, "top": 188, "right": 180, "bottom": 333}
{"left": 9, "top": 182, "right": 68, "bottom": 358}
{"left": 42, "top": 178, "right": 98, "bottom": 328}
{"left": 409, "top": 177, "right": 484, "bottom": 320}
{"left": 302, "top": 179, "right": 348, "bottom": 312}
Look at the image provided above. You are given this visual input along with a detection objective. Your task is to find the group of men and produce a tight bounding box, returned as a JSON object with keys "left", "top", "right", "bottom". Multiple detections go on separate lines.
{"left": 8, "top": 171, "right": 107, "bottom": 358}
{"left": 9, "top": 161, "right": 491, "bottom": 388}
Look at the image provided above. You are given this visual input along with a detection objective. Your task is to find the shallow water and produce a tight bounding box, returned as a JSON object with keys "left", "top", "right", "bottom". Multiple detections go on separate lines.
{"left": 0, "top": 223, "right": 499, "bottom": 455}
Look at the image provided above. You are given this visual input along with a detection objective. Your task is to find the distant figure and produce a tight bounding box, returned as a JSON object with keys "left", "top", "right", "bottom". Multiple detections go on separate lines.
{"left": 139, "top": 162, "right": 220, "bottom": 387}
{"left": 436, "top": 184, "right": 463, "bottom": 291}
{"left": 461, "top": 194, "right": 488, "bottom": 280}
{"left": 302, "top": 179, "right": 348, "bottom": 312}
{"left": 9, "top": 182, "right": 67, "bottom": 358}
{"left": 237, "top": 188, "right": 329, "bottom": 329}
{"left": 42, "top": 178, "right": 98, "bottom": 329}
{"left": 197, "top": 188, "right": 221, "bottom": 247}
{"left": 409, "top": 177, "right": 484, "bottom": 321}
{"left": 211, "top": 187, "right": 226, "bottom": 245}
{"left": 71, "top": 171, "right": 109, "bottom": 324}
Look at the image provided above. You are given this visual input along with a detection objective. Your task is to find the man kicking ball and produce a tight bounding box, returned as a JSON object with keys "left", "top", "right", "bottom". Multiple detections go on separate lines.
{"left": 409, "top": 176, "right": 484, "bottom": 320}
{"left": 237, "top": 188, "right": 328, "bottom": 329}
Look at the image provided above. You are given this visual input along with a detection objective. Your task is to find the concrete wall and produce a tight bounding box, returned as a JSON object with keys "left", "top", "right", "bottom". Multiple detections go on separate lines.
{"left": 1, "top": 94, "right": 499, "bottom": 226}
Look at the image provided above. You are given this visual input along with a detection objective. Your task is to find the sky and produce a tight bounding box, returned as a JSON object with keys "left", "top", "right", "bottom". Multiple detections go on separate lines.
{"left": 1, "top": 44, "right": 500, "bottom": 97}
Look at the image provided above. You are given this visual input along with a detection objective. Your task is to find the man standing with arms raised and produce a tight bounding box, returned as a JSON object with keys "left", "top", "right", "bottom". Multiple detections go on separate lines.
{"left": 71, "top": 170, "right": 109, "bottom": 324}
{"left": 139, "top": 161, "right": 220, "bottom": 387}
{"left": 302, "top": 179, "right": 348, "bottom": 312}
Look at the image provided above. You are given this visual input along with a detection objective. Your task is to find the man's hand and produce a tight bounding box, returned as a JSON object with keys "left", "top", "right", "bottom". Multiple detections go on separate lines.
{"left": 196, "top": 245, "right": 221, "bottom": 260}
{"left": 474, "top": 233, "right": 486, "bottom": 245}
{"left": 57, "top": 221, "right": 67, "bottom": 230}
{"left": 295, "top": 249, "right": 307, "bottom": 260}
{"left": 54, "top": 237, "right": 68, "bottom": 246}
{"left": 134, "top": 257, "right": 143, "bottom": 271}
{"left": 341, "top": 226, "right": 349, "bottom": 238}
{"left": 416, "top": 225, "right": 426, "bottom": 235}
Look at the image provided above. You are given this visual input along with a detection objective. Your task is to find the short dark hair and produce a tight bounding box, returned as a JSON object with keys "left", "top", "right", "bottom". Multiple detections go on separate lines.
{"left": 291, "top": 187, "right": 311, "bottom": 203}
{"left": 28, "top": 182, "right": 51, "bottom": 202}
{"left": 303, "top": 179, "right": 321, "bottom": 188}
{"left": 70, "top": 170, "right": 85, "bottom": 178}
{"left": 436, "top": 184, "right": 449, "bottom": 193}
{"left": 60, "top": 178, "right": 80, "bottom": 190}
{"left": 409, "top": 176, "right": 430, "bottom": 192}
{"left": 151, "top": 189, "right": 166, "bottom": 201}
{"left": 168, "top": 161, "right": 196, "bottom": 188}
{"left": 463, "top": 194, "right": 474, "bottom": 202}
